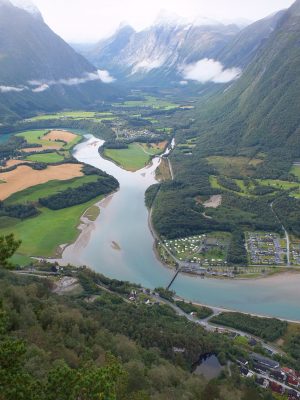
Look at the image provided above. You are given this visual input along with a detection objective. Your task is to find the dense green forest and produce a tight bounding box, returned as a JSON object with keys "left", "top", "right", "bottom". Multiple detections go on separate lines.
{"left": 39, "top": 175, "right": 119, "bottom": 210}
{"left": 211, "top": 313, "right": 287, "bottom": 342}
{"left": 0, "top": 237, "right": 278, "bottom": 400}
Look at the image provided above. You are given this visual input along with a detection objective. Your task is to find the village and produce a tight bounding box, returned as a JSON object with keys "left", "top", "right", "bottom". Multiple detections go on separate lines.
{"left": 239, "top": 353, "right": 300, "bottom": 399}
{"left": 245, "top": 232, "right": 286, "bottom": 265}
{"left": 125, "top": 287, "right": 300, "bottom": 399}
{"left": 162, "top": 233, "right": 230, "bottom": 268}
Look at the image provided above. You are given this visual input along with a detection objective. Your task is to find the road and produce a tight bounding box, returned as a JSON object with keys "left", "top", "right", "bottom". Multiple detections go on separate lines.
{"left": 151, "top": 294, "right": 285, "bottom": 356}
{"left": 270, "top": 202, "right": 290, "bottom": 266}
{"left": 254, "top": 371, "right": 300, "bottom": 396}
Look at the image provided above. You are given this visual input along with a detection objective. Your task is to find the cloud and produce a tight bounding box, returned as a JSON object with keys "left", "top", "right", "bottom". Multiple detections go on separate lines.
{"left": 0, "top": 85, "right": 26, "bottom": 93}
{"left": 97, "top": 70, "right": 115, "bottom": 83}
{"left": 28, "top": 69, "right": 116, "bottom": 89}
{"left": 31, "top": 83, "right": 49, "bottom": 92}
{"left": 181, "top": 58, "right": 241, "bottom": 83}
{"left": 0, "top": 69, "right": 116, "bottom": 96}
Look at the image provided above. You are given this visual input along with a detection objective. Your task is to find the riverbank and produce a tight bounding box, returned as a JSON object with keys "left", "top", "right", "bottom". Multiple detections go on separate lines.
{"left": 55, "top": 135, "right": 300, "bottom": 321}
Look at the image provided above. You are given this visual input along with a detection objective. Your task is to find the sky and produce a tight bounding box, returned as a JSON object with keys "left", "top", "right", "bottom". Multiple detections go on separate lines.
{"left": 30, "top": 0, "right": 296, "bottom": 43}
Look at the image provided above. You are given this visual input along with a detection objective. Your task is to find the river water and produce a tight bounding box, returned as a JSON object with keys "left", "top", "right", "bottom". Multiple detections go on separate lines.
{"left": 62, "top": 136, "right": 300, "bottom": 321}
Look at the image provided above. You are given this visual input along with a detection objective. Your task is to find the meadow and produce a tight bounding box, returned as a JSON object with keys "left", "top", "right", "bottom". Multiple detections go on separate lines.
{"left": 103, "top": 143, "right": 153, "bottom": 171}
{"left": 5, "top": 175, "right": 99, "bottom": 205}
{"left": 207, "top": 156, "right": 263, "bottom": 177}
{"left": 114, "top": 95, "right": 179, "bottom": 110}
{"left": 26, "top": 152, "right": 65, "bottom": 163}
{"left": 17, "top": 129, "right": 59, "bottom": 148}
{"left": 291, "top": 164, "right": 300, "bottom": 179}
{"left": 0, "top": 197, "right": 103, "bottom": 259}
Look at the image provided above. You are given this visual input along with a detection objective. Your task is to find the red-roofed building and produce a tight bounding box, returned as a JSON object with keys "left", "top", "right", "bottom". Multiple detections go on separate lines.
{"left": 288, "top": 376, "right": 299, "bottom": 388}
{"left": 270, "top": 381, "right": 285, "bottom": 395}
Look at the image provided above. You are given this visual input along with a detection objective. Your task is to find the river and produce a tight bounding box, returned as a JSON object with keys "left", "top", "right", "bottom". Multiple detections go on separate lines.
{"left": 61, "top": 135, "right": 300, "bottom": 321}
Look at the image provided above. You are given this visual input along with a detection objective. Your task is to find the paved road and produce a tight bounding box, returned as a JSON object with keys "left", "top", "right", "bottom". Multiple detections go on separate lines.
{"left": 270, "top": 202, "right": 290, "bottom": 266}
{"left": 151, "top": 294, "right": 285, "bottom": 356}
{"left": 255, "top": 371, "right": 300, "bottom": 396}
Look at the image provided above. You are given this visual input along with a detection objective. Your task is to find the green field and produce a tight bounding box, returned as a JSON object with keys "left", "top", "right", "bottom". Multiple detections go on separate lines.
{"left": 16, "top": 129, "right": 52, "bottom": 147}
{"left": 0, "top": 198, "right": 102, "bottom": 258}
{"left": 26, "top": 111, "right": 116, "bottom": 123}
{"left": 103, "top": 143, "right": 152, "bottom": 171}
{"left": 26, "top": 152, "right": 65, "bottom": 163}
{"left": 115, "top": 96, "right": 178, "bottom": 110}
{"left": 63, "top": 135, "right": 82, "bottom": 150}
{"left": 258, "top": 178, "right": 300, "bottom": 190}
{"left": 291, "top": 165, "right": 300, "bottom": 179}
{"left": 207, "top": 156, "right": 263, "bottom": 177}
{"left": 5, "top": 175, "right": 99, "bottom": 205}
{"left": 139, "top": 142, "right": 166, "bottom": 156}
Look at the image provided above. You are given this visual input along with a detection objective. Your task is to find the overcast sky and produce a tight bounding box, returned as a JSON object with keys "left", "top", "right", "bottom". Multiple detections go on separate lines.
{"left": 31, "top": 0, "right": 295, "bottom": 43}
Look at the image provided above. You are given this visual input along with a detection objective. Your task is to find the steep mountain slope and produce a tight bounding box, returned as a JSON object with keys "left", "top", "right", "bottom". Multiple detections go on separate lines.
{"left": 194, "top": 0, "right": 300, "bottom": 161}
{"left": 81, "top": 11, "right": 288, "bottom": 87}
{"left": 84, "top": 18, "right": 240, "bottom": 84}
{"left": 219, "top": 10, "right": 285, "bottom": 68}
{"left": 0, "top": 0, "right": 119, "bottom": 121}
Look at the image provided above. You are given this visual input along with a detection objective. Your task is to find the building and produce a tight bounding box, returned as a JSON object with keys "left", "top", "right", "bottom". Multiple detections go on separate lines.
{"left": 250, "top": 353, "right": 280, "bottom": 370}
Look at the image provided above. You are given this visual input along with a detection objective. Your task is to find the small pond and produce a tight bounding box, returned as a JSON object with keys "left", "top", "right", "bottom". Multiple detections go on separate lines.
{"left": 193, "top": 353, "right": 223, "bottom": 380}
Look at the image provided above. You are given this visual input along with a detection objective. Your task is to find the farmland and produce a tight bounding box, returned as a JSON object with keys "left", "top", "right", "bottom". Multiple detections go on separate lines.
{"left": 5, "top": 175, "right": 99, "bottom": 205}
{"left": 207, "top": 156, "right": 264, "bottom": 177}
{"left": 291, "top": 164, "right": 300, "bottom": 179}
{"left": 103, "top": 142, "right": 158, "bottom": 171}
{"left": 0, "top": 163, "right": 84, "bottom": 200}
{"left": 0, "top": 197, "right": 103, "bottom": 258}
{"left": 26, "top": 152, "right": 65, "bottom": 163}
{"left": 114, "top": 95, "right": 179, "bottom": 110}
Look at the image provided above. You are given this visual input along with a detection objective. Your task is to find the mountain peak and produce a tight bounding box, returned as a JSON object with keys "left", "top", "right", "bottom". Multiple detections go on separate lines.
{"left": 154, "top": 9, "right": 189, "bottom": 27}
{"left": 4, "top": 0, "right": 43, "bottom": 20}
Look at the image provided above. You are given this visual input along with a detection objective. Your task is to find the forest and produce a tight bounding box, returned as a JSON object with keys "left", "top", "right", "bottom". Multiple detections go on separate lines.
{"left": 211, "top": 313, "right": 287, "bottom": 342}
{"left": 39, "top": 176, "right": 119, "bottom": 210}
{"left": 0, "top": 236, "right": 278, "bottom": 400}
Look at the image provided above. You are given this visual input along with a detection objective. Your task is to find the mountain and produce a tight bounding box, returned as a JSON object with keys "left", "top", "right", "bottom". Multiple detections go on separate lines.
{"left": 83, "top": 16, "right": 240, "bottom": 86}
{"left": 218, "top": 10, "right": 285, "bottom": 69}
{"left": 194, "top": 0, "right": 300, "bottom": 162}
{"left": 0, "top": 0, "right": 119, "bottom": 121}
{"left": 80, "top": 10, "right": 287, "bottom": 87}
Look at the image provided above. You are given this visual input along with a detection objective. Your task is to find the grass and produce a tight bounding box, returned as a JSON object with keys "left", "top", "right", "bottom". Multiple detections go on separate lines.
{"left": 258, "top": 178, "right": 300, "bottom": 198}
{"left": 207, "top": 156, "right": 263, "bottom": 177}
{"left": 84, "top": 205, "right": 100, "bottom": 222}
{"left": 103, "top": 143, "right": 152, "bottom": 171}
{"left": 139, "top": 141, "right": 167, "bottom": 156}
{"left": 63, "top": 135, "right": 82, "bottom": 150}
{"left": 5, "top": 175, "right": 99, "bottom": 205}
{"left": 115, "top": 96, "right": 178, "bottom": 110}
{"left": 26, "top": 111, "right": 117, "bottom": 123}
{"left": 291, "top": 165, "right": 300, "bottom": 179}
{"left": 0, "top": 197, "right": 103, "bottom": 258}
{"left": 16, "top": 129, "right": 81, "bottom": 152}
{"left": 16, "top": 130, "right": 52, "bottom": 147}
{"left": 26, "top": 152, "right": 65, "bottom": 164}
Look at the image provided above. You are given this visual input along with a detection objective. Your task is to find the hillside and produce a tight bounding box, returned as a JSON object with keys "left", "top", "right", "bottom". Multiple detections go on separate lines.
{"left": 82, "top": 18, "right": 240, "bottom": 85}
{"left": 0, "top": 0, "right": 119, "bottom": 121}
{"left": 194, "top": 0, "right": 300, "bottom": 162}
